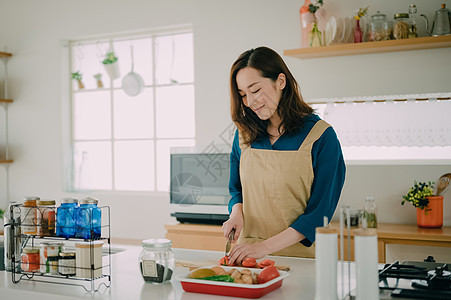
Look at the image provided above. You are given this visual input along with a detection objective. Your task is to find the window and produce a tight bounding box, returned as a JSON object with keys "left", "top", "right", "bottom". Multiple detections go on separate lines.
{"left": 68, "top": 28, "right": 195, "bottom": 192}
{"left": 311, "top": 92, "right": 451, "bottom": 164}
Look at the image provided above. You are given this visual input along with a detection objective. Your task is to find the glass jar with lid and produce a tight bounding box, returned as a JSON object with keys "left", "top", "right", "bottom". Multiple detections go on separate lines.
{"left": 368, "top": 11, "right": 393, "bottom": 41}
{"left": 22, "top": 196, "right": 39, "bottom": 235}
{"left": 76, "top": 197, "right": 101, "bottom": 239}
{"left": 37, "top": 199, "right": 56, "bottom": 237}
{"left": 139, "top": 238, "right": 175, "bottom": 284}
{"left": 56, "top": 197, "right": 79, "bottom": 238}
{"left": 393, "top": 13, "right": 409, "bottom": 39}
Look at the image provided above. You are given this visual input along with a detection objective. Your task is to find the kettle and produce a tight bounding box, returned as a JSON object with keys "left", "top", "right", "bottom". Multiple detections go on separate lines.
{"left": 421, "top": 3, "right": 451, "bottom": 36}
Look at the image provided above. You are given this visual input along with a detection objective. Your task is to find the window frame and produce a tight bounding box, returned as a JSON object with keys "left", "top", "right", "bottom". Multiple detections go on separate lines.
{"left": 63, "top": 25, "right": 195, "bottom": 193}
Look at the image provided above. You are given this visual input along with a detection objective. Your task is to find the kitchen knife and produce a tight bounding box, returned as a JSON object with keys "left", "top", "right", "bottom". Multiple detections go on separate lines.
{"left": 225, "top": 228, "right": 235, "bottom": 256}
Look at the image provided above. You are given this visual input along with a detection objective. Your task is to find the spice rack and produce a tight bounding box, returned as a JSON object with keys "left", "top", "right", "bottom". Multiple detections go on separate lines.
{"left": 5, "top": 203, "right": 112, "bottom": 292}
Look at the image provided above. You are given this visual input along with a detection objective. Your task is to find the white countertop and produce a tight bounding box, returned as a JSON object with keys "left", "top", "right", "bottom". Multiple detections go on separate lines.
{"left": 1, "top": 245, "right": 356, "bottom": 300}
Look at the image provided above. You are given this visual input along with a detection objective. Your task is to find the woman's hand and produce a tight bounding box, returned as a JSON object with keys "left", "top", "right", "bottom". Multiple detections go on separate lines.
{"left": 227, "top": 242, "right": 271, "bottom": 266}
{"left": 222, "top": 203, "right": 243, "bottom": 243}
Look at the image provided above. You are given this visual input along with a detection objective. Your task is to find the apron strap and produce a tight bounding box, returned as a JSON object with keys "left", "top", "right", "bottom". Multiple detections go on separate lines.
{"left": 298, "top": 120, "right": 330, "bottom": 151}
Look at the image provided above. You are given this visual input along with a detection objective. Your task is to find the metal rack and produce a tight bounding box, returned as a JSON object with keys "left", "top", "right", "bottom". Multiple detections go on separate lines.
{"left": 5, "top": 203, "right": 112, "bottom": 292}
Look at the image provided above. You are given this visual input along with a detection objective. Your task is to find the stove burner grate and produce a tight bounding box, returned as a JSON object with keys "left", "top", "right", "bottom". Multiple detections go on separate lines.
{"left": 378, "top": 259, "right": 451, "bottom": 299}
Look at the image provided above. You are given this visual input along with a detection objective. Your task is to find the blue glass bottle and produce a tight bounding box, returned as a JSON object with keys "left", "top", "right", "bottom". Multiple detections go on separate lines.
{"left": 56, "top": 198, "right": 79, "bottom": 238}
{"left": 76, "top": 197, "right": 101, "bottom": 239}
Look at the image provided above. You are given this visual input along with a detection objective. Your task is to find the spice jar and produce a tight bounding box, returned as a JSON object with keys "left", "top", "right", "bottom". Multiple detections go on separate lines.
{"left": 21, "top": 247, "right": 40, "bottom": 272}
{"left": 37, "top": 199, "right": 56, "bottom": 237}
{"left": 76, "top": 197, "right": 101, "bottom": 239}
{"left": 368, "top": 11, "right": 392, "bottom": 41}
{"left": 59, "top": 251, "right": 76, "bottom": 276}
{"left": 40, "top": 241, "right": 64, "bottom": 274}
{"left": 393, "top": 13, "right": 409, "bottom": 39}
{"left": 22, "top": 196, "right": 39, "bottom": 235}
{"left": 364, "top": 197, "right": 378, "bottom": 228}
{"left": 139, "top": 239, "right": 175, "bottom": 284}
{"left": 56, "top": 198, "right": 79, "bottom": 238}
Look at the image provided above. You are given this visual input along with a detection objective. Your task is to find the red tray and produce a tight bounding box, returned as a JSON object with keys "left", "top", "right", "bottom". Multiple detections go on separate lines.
{"left": 176, "top": 266, "right": 289, "bottom": 299}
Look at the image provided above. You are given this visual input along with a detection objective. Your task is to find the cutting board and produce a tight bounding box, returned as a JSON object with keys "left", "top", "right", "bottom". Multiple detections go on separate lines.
{"left": 176, "top": 259, "right": 291, "bottom": 271}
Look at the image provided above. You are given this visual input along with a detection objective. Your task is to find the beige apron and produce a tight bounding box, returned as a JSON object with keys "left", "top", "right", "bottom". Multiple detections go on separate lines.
{"left": 237, "top": 120, "right": 330, "bottom": 258}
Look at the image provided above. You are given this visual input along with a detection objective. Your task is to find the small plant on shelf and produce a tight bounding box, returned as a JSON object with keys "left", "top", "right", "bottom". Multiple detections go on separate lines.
{"left": 71, "top": 71, "right": 85, "bottom": 90}
{"left": 94, "top": 73, "right": 104, "bottom": 88}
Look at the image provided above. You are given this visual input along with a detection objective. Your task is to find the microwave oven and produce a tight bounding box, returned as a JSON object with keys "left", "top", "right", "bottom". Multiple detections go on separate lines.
{"left": 170, "top": 146, "right": 230, "bottom": 225}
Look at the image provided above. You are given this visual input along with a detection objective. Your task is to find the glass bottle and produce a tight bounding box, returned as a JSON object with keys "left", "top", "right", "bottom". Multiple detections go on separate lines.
{"left": 364, "top": 197, "right": 378, "bottom": 228}
{"left": 139, "top": 239, "right": 175, "bottom": 284}
{"left": 408, "top": 4, "right": 418, "bottom": 38}
{"left": 76, "top": 197, "right": 101, "bottom": 239}
{"left": 56, "top": 198, "right": 79, "bottom": 238}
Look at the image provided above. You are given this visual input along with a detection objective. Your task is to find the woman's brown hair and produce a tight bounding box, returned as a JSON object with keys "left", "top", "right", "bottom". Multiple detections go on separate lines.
{"left": 230, "top": 47, "right": 313, "bottom": 145}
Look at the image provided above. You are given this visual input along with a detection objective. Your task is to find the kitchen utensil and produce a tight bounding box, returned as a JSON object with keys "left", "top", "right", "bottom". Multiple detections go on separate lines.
{"left": 225, "top": 228, "right": 235, "bottom": 256}
{"left": 176, "top": 265, "right": 289, "bottom": 298}
{"left": 421, "top": 3, "right": 451, "bottom": 36}
{"left": 436, "top": 173, "right": 451, "bottom": 196}
{"left": 122, "top": 45, "right": 144, "bottom": 97}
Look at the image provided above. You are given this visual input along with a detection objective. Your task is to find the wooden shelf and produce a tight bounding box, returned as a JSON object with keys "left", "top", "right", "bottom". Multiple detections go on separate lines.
{"left": 0, "top": 98, "right": 13, "bottom": 103}
{"left": 284, "top": 35, "right": 451, "bottom": 59}
{"left": 0, "top": 51, "right": 12, "bottom": 58}
{"left": 0, "top": 159, "right": 13, "bottom": 164}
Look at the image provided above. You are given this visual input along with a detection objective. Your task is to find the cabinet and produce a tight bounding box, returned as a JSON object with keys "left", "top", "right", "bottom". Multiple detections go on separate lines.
{"left": 0, "top": 51, "right": 13, "bottom": 205}
{"left": 284, "top": 35, "right": 451, "bottom": 59}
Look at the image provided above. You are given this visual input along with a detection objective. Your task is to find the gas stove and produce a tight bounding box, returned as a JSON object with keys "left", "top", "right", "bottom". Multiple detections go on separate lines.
{"left": 378, "top": 256, "right": 451, "bottom": 299}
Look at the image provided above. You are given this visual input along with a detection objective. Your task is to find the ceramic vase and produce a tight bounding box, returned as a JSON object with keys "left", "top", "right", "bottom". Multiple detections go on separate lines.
{"left": 416, "top": 196, "right": 443, "bottom": 228}
{"left": 354, "top": 19, "right": 363, "bottom": 43}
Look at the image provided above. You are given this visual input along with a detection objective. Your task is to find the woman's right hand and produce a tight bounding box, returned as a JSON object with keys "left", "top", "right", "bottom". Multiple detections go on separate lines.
{"left": 222, "top": 203, "right": 243, "bottom": 242}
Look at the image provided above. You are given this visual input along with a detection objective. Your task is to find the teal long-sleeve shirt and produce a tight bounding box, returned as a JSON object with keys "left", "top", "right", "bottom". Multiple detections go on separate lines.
{"left": 228, "top": 114, "right": 346, "bottom": 247}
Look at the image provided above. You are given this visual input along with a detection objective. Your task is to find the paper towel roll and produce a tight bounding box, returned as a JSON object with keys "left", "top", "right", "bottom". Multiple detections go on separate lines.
{"left": 355, "top": 228, "right": 379, "bottom": 300}
{"left": 314, "top": 226, "right": 339, "bottom": 300}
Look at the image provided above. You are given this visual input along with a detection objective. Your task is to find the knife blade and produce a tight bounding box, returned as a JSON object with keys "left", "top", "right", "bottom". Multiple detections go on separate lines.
{"left": 225, "top": 228, "right": 235, "bottom": 256}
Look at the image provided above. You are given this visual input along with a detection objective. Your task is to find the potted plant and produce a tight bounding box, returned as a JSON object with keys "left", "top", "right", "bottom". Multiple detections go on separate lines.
{"left": 93, "top": 73, "right": 104, "bottom": 88}
{"left": 102, "top": 51, "right": 120, "bottom": 80}
{"left": 402, "top": 181, "right": 443, "bottom": 228}
{"left": 71, "top": 71, "right": 85, "bottom": 90}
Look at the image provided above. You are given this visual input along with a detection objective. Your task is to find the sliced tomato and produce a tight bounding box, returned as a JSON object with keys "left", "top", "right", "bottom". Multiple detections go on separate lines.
{"left": 241, "top": 257, "right": 257, "bottom": 268}
{"left": 257, "top": 266, "right": 280, "bottom": 284}
{"left": 257, "top": 258, "right": 275, "bottom": 268}
{"left": 219, "top": 256, "right": 229, "bottom": 266}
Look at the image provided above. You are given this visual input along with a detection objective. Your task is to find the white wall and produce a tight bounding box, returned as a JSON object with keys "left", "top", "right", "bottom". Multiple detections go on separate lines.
{"left": 0, "top": 0, "right": 450, "bottom": 260}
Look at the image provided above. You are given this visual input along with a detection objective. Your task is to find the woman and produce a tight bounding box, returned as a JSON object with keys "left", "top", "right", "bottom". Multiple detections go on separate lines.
{"left": 222, "top": 47, "right": 345, "bottom": 265}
